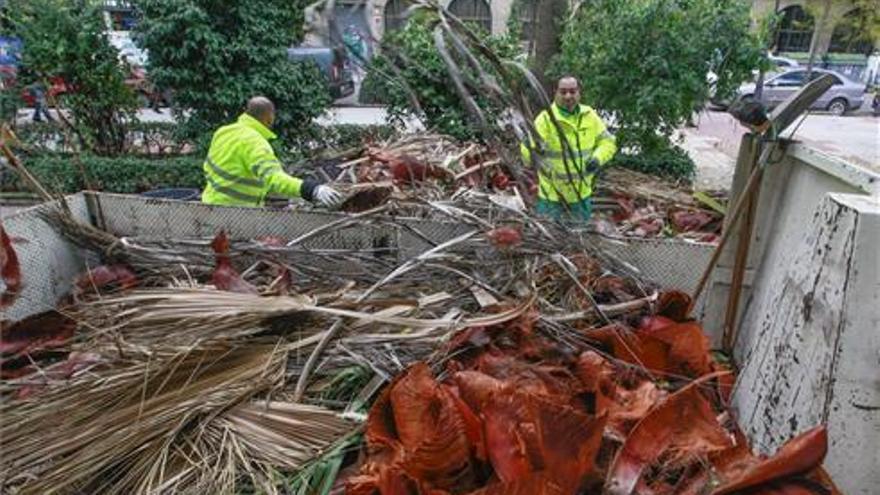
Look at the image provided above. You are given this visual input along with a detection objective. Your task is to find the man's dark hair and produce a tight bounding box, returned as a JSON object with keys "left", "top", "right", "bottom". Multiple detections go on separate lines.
{"left": 557, "top": 76, "right": 580, "bottom": 90}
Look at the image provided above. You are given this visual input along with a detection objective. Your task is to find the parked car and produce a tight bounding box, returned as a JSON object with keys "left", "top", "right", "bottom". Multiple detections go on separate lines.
{"left": 3, "top": 34, "right": 162, "bottom": 110}
{"left": 0, "top": 65, "right": 17, "bottom": 91}
{"left": 19, "top": 76, "right": 70, "bottom": 107}
{"left": 768, "top": 54, "right": 800, "bottom": 70}
{"left": 107, "top": 31, "right": 149, "bottom": 67}
{"left": 735, "top": 68, "right": 867, "bottom": 116}
{"left": 707, "top": 55, "right": 800, "bottom": 109}
{"left": 287, "top": 46, "right": 355, "bottom": 99}
{"left": 125, "top": 65, "right": 172, "bottom": 109}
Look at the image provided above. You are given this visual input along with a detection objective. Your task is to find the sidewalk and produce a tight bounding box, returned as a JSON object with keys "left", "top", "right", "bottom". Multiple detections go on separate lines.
{"left": 677, "top": 112, "right": 740, "bottom": 191}
{"left": 680, "top": 109, "right": 879, "bottom": 192}
{"left": 315, "top": 106, "right": 388, "bottom": 126}
{"left": 16, "top": 105, "right": 397, "bottom": 127}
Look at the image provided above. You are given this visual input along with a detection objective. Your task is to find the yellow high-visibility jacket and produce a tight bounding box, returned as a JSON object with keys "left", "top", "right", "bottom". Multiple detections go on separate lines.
{"left": 201, "top": 113, "right": 315, "bottom": 206}
{"left": 521, "top": 103, "right": 617, "bottom": 203}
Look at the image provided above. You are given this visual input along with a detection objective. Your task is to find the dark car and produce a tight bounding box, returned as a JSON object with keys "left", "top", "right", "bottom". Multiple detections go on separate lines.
{"left": 287, "top": 46, "right": 355, "bottom": 99}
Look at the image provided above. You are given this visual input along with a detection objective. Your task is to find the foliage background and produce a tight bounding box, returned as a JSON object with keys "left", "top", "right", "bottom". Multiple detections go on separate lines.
{"left": 3, "top": 0, "right": 138, "bottom": 155}
{"left": 554, "top": 0, "right": 764, "bottom": 159}
{"left": 360, "top": 15, "right": 522, "bottom": 141}
{"left": 134, "top": 0, "right": 331, "bottom": 152}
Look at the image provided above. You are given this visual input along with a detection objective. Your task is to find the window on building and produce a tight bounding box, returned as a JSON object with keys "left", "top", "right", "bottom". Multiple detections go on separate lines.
{"left": 448, "top": 0, "right": 492, "bottom": 33}
{"left": 776, "top": 5, "right": 814, "bottom": 53}
{"left": 384, "top": 0, "right": 411, "bottom": 33}
{"left": 829, "top": 9, "right": 875, "bottom": 55}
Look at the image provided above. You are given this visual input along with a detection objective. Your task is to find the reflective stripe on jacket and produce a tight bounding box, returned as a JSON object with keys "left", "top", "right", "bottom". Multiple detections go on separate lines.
{"left": 201, "top": 113, "right": 307, "bottom": 207}
{"left": 520, "top": 103, "right": 617, "bottom": 203}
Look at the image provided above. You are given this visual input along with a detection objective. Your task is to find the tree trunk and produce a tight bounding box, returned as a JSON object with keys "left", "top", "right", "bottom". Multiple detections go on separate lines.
{"left": 756, "top": 0, "right": 782, "bottom": 100}
{"left": 525, "top": 0, "right": 539, "bottom": 59}
{"left": 805, "top": 0, "right": 832, "bottom": 79}
{"left": 531, "top": 0, "right": 567, "bottom": 95}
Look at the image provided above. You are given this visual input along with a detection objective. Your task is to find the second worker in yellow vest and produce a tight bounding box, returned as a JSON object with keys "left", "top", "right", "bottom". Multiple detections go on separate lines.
{"left": 521, "top": 76, "right": 617, "bottom": 221}
{"left": 201, "top": 96, "right": 342, "bottom": 208}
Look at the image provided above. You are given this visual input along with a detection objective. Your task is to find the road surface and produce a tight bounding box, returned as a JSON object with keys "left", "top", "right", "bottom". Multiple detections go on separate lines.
{"left": 16, "top": 105, "right": 393, "bottom": 127}
{"left": 680, "top": 109, "right": 878, "bottom": 190}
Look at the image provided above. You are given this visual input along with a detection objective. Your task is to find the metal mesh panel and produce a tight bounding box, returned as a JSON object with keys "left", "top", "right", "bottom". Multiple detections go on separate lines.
{"left": 89, "top": 193, "right": 713, "bottom": 292}
{"left": 93, "top": 193, "right": 387, "bottom": 252}
{"left": 90, "top": 193, "right": 400, "bottom": 278}
{"left": 6, "top": 193, "right": 714, "bottom": 320}
{"left": 590, "top": 235, "right": 713, "bottom": 294}
{"left": 2, "top": 195, "right": 93, "bottom": 321}
{"left": 397, "top": 218, "right": 476, "bottom": 260}
{"left": 92, "top": 193, "right": 494, "bottom": 264}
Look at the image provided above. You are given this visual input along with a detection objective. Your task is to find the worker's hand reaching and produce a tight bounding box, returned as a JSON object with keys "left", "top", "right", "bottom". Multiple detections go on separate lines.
{"left": 313, "top": 185, "right": 343, "bottom": 207}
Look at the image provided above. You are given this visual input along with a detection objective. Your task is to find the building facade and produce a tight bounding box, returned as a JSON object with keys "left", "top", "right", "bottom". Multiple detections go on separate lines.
{"left": 304, "top": 0, "right": 518, "bottom": 52}
{"left": 751, "top": 0, "right": 878, "bottom": 57}
{"left": 306, "top": 0, "right": 877, "bottom": 57}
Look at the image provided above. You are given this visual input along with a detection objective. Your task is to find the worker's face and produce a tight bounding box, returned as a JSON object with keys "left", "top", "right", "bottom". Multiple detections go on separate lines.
{"left": 262, "top": 111, "right": 276, "bottom": 129}
{"left": 555, "top": 78, "right": 581, "bottom": 112}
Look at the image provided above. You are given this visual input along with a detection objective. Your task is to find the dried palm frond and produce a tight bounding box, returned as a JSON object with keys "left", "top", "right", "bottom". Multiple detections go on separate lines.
{"left": 80, "top": 289, "right": 319, "bottom": 346}
{"left": 151, "top": 401, "right": 360, "bottom": 495}
{"left": 81, "top": 287, "right": 535, "bottom": 347}
{"left": 211, "top": 401, "right": 359, "bottom": 469}
{"left": 0, "top": 343, "right": 288, "bottom": 495}
{"left": 284, "top": 432, "right": 363, "bottom": 495}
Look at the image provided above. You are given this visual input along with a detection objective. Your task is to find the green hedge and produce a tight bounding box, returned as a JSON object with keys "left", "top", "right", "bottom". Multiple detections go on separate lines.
{"left": 2, "top": 124, "right": 399, "bottom": 195}
{"left": 12, "top": 121, "right": 188, "bottom": 155}
{"left": 609, "top": 146, "right": 696, "bottom": 184}
{"left": 315, "top": 124, "right": 395, "bottom": 150}
{"left": 14, "top": 119, "right": 395, "bottom": 158}
{"left": 3, "top": 126, "right": 692, "bottom": 194}
{"left": 1, "top": 153, "right": 205, "bottom": 194}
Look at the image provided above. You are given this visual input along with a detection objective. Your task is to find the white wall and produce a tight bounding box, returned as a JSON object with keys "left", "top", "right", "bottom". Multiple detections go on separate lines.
{"left": 703, "top": 139, "right": 880, "bottom": 494}
{"left": 733, "top": 192, "right": 879, "bottom": 494}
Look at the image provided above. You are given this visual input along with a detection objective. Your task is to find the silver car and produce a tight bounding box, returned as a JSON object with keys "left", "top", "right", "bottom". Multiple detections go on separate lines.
{"left": 737, "top": 68, "right": 867, "bottom": 116}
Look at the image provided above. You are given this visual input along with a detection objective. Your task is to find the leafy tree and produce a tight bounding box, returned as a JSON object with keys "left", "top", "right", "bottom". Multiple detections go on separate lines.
{"left": 3, "top": 0, "right": 138, "bottom": 155}
{"left": 851, "top": 0, "right": 880, "bottom": 45}
{"left": 134, "top": 0, "right": 331, "bottom": 151}
{"left": 362, "top": 15, "right": 522, "bottom": 141}
{"left": 834, "top": 1, "right": 880, "bottom": 55}
{"left": 528, "top": 0, "right": 567, "bottom": 93}
{"left": 554, "top": 0, "right": 763, "bottom": 156}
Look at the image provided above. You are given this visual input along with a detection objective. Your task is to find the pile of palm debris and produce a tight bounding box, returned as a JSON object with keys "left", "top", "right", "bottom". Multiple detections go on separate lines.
{"left": 593, "top": 168, "right": 727, "bottom": 242}
{"left": 346, "top": 305, "right": 832, "bottom": 494}
{"left": 316, "top": 134, "right": 725, "bottom": 242}
{"left": 0, "top": 198, "right": 836, "bottom": 494}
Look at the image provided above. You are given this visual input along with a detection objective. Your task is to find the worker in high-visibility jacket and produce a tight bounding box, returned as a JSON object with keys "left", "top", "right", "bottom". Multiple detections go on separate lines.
{"left": 201, "top": 96, "right": 342, "bottom": 208}
{"left": 521, "top": 76, "right": 617, "bottom": 221}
